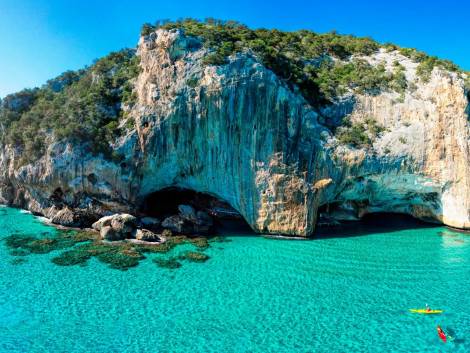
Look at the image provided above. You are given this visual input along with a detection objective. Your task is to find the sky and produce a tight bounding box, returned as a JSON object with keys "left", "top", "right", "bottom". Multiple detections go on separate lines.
{"left": 0, "top": 0, "right": 469, "bottom": 98}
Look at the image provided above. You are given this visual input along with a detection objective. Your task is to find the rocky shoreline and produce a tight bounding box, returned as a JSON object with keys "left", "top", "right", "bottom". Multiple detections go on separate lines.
{"left": 3, "top": 202, "right": 228, "bottom": 270}
{"left": 49, "top": 202, "right": 217, "bottom": 245}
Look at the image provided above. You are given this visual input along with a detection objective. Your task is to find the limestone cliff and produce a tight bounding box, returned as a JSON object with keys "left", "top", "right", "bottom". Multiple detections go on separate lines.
{"left": 0, "top": 27, "right": 469, "bottom": 236}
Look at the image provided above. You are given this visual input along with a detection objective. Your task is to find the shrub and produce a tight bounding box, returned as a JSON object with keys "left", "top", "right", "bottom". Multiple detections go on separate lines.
{"left": 416, "top": 57, "right": 437, "bottom": 83}
{"left": 336, "top": 123, "right": 371, "bottom": 147}
{"left": 186, "top": 76, "right": 200, "bottom": 88}
{"left": 315, "top": 59, "right": 393, "bottom": 100}
{"left": 390, "top": 63, "right": 408, "bottom": 94}
{"left": 336, "top": 117, "right": 385, "bottom": 148}
{"left": 364, "top": 117, "right": 385, "bottom": 137}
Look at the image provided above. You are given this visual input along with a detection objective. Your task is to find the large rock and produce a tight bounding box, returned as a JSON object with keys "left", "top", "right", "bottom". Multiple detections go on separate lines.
{"left": 110, "top": 214, "right": 137, "bottom": 235}
{"left": 134, "top": 229, "right": 161, "bottom": 242}
{"left": 101, "top": 225, "right": 124, "bottom": 241}
{"left": 0, "top": 28, "right": 469, "bottom": 236}
{"left": 94, "top": 213, "right": 137, "bottom": 240}
{"left": 92, "top": 215, "right": 115, "bottom": 231}
{"left": 162, "top": 215, "right": 192, "bottom": 234}
{"left": 51, "top": 207, "right": 75, "bottom": 227}
{"left": 51, "top": 207, "right": 98, "bottom": 227}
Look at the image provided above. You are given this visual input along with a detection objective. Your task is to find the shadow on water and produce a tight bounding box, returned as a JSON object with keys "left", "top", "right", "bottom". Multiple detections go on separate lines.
{"left": 314, "top": 213, "right": 441, "bottom": 240}
{"left": 214, "top": 213, "right": 444, "bottom": 240}
{"left": 215, "top": 219, "right": 257, "bottom": 236}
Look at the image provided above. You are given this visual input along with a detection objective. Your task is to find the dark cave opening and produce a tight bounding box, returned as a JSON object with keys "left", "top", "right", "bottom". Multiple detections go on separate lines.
{"left": 139, "top": 187, "right": 253, "bottom": 234}
{"left": 316, "top": 208, "right": 439, "bottom": 238}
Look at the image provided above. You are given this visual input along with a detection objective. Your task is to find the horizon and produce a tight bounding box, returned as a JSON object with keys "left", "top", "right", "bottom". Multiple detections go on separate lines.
{"left": 1, "top": 0, "right": 469, "bottom": 98}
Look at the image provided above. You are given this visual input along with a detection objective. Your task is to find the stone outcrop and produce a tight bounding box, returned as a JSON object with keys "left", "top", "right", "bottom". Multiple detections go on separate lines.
{"left": 134, "top": 229, "right": 161, "bottom": 242}
{"left": 50, "top": 206, "right": 98, "bottom": 227}
{"left": 93, "top": 214, "right": 137, "bottom": 240}
{"left": 0, "top": 28, "right": 469, "bottom": 236}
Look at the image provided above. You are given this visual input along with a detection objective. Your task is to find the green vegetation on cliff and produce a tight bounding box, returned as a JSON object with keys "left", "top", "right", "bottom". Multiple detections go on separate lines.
{"left": 0, "top": 49, "right": 139, "bottom": 165}
{"left": 0, "top": 19, "right": 468, "bottom": 163}
{"left": 144, "top": 18, "right": 384, "bottom": 106}
{"left": 142, "top": 19, "right": 467, "bottom": 106}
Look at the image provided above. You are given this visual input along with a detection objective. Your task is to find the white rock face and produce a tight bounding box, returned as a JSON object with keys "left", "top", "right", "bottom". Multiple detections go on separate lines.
{"left": 0, "top": 29, "right": 468, "bottom": 236}
{"left": 321, "top": 61, "right": 470, "bottom": 228}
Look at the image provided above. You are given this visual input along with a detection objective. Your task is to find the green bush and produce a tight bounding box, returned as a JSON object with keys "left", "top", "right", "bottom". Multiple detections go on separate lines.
{"left": 336, "top": 123, "right": 371, "bottom": 147}
{"left": 314, "top": 59, "right": 393, "bottom": 99}
{"left": 336, "top": 117, "right": 385, "bottom": 148}
{"left": 416, "top": 57, "right": 437, "bottom": 83}
{"left": 390, "top": 62, "right": 408, "bottom": 94}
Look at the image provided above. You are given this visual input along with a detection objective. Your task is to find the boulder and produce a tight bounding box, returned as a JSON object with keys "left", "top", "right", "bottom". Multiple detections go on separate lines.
{"left": 162, "top": 215, "right": 193, "bottom": 234}
{"left": 95, "top": 213, "right": 138, "bottom": 240}
{"left": 51, "top": 207, "right": 75, "bottom": 227}
{"left": 135, "top": 229, "right": 161, "bottom": 242}
{"left": 50, "top": 207, "right": 98, "bottom": 227}
{"left": 139, "top": 216, "right": 160, "bottom": 231}
{"left": 92, "top": 215, "right": 114, "bottom": 231}
{"left": 110, "top": 214, "right": 137, "bottom": 236}
{"left": 178, "top": 204, "right": 197, "bottom": 222}
{"left": 100, "top": 225, "right": 124, "bottom": 241}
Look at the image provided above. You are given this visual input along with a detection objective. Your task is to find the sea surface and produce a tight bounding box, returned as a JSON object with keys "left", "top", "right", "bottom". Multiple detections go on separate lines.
{"left": 0, "top": 206, "right": 469, "bottom": 353}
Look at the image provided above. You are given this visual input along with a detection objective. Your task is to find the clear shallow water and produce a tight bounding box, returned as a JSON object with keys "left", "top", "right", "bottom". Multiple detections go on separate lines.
{"left": 0, "top": 207, "right": 469, "bottom": 353}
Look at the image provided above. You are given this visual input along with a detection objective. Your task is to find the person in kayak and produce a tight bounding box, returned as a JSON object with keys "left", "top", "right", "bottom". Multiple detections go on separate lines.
{"left": 437, "top": 325, "right": 447, "bottom": 342}
{"left": 425, "top": 303, "right": 431, "bottom": 312}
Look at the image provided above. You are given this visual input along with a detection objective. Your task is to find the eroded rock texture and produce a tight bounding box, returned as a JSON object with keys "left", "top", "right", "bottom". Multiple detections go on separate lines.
{"left": 0, "top": 29, "right": 469, "bottom": 236}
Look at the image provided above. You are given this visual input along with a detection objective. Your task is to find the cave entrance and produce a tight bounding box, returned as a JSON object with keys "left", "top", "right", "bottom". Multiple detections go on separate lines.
{"left": 316, "top": 208, "right": 439, "bottom": 238}
{"left": 139, "top": 187, "right": 253, "bottom": 234}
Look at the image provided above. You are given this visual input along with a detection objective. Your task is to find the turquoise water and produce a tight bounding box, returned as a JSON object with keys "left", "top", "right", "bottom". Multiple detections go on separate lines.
{"left": 0, "top": 206, "right": 469, "bottom": 352}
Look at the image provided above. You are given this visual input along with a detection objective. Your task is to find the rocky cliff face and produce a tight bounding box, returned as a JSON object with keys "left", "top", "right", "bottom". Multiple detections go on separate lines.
{"left": 0, "top": 28, "right": 469, "bottom": 236}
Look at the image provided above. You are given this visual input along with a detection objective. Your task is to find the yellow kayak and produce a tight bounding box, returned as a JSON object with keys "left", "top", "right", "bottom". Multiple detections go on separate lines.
{"left": 409, "top": 309, "right": 443, "bottom": 314}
